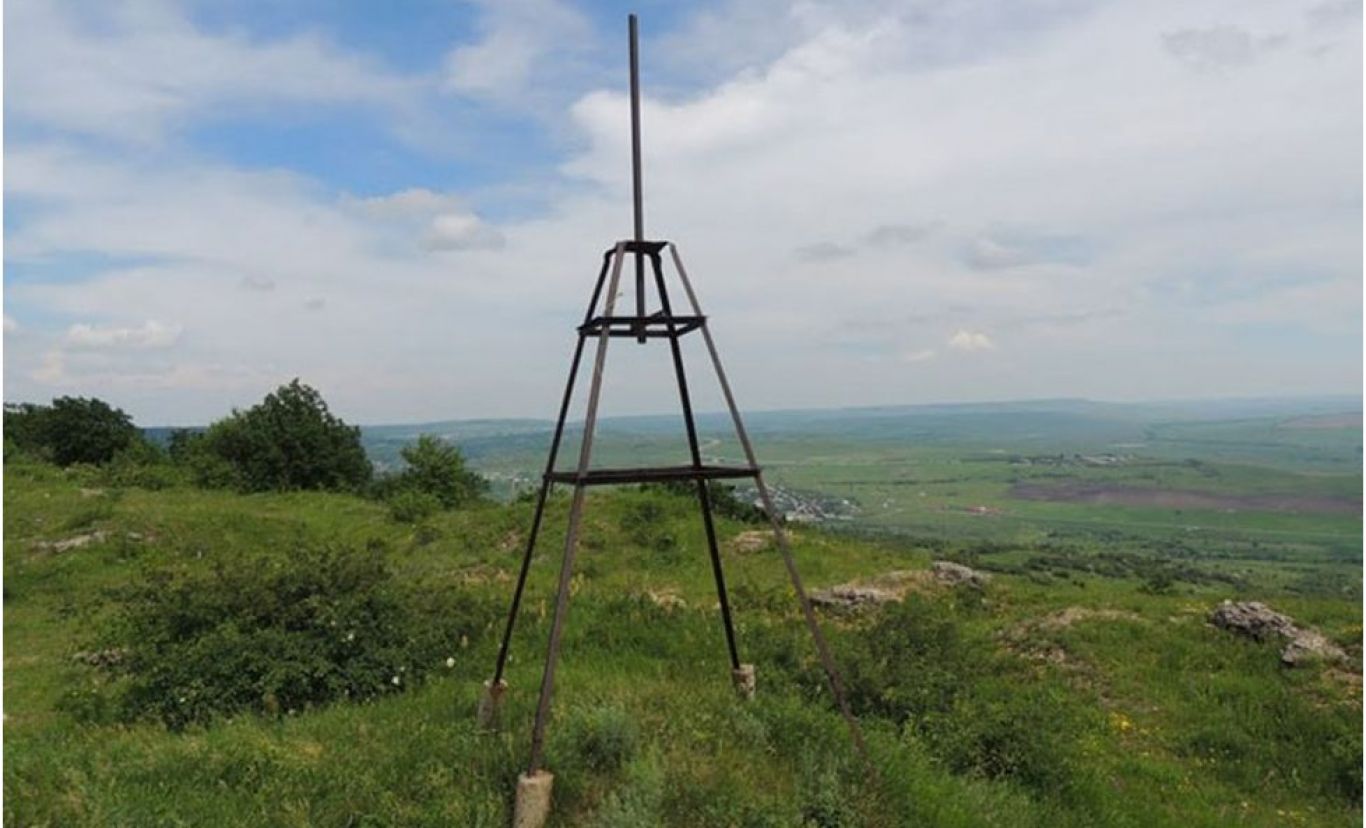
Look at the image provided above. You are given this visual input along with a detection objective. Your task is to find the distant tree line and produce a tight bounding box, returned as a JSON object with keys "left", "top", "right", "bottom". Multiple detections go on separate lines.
{"left": 5, "top": 380, "right": 487, "bottom": 519}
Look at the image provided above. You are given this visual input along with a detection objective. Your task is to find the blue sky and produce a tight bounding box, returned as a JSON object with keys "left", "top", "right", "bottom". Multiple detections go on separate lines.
{"left": 4, "top": 0, "right": 1362, "bottom": 425}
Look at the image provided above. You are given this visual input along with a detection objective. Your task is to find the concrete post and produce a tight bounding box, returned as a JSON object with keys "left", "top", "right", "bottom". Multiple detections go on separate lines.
{"left": 476, "top": 679, "right": 508, "bottom": 731}
{"left": 512, "top": 770, "right": 554, "bottom": 828}
{"left": 732, "top": 663, "right": 756, "bottom": 700}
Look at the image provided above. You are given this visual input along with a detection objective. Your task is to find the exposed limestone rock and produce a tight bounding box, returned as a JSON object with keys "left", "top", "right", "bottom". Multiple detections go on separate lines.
{"left": 72, "top": 648, "right": 126, "bottom": 668}
{"left": 810, "top": 569, "right": 936, "bottom": 613}
{"left": 1209, "top": 600, "right": 1349, "bottom": 667}
{"left": 931, "top": 561, "right": 991, "bottom": 588}
{"left": 729, "top": 531, "right": 771, "bottom": 553}
{"left": 810, "top": 585, "right": 900, "bottom": 613}
{"left": 35, "top": 531, "right": 109, "bottom": 553}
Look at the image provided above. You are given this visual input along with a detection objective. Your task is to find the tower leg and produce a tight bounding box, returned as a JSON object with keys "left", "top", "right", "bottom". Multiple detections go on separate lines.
{"left": 527, "top": 485, "right": 590, "bottom": 772}
{"left": 481, "top": 248, "right": 614, "bottom": 727}
{"left": 524, "top": 242, "right": 627, "bottom": 776}
{"left": 667, "top": 243, "right": 875, "bottom": 775}
{"left": 650, "top": 251, "right": 744, "bottom": 680}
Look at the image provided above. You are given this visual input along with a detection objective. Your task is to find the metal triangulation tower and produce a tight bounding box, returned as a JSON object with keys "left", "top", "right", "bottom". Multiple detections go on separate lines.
{"left": 481, "top": 15, "right": 870, "bottom": 823}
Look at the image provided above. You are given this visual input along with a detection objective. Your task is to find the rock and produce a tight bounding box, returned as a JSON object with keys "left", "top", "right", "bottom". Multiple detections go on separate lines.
{"left": 1280, "top": 629, "right": 1348, "bottom": 667}
{"left": 1209, "top": 600, "right": 1349, "bottom": 667}
{"left": 931, "top": 561, "right": 990, "bottom": 588}
{"left": 72, "top": 647, "right": 126, "bottom": 668}
{"left": 646, "top": 589, "right": 687, "bottom": 612}
{"left": 35, "top": 531, "right": 109, "bottom": 553}
{"left": 730, "top": 530, "right": 771, "bottom": 553}
{"left": 1209, "top": 600, "right": 1298, "bottom": 641}
{"left": 810, "top": 585, "right": 900, "bottom": 613}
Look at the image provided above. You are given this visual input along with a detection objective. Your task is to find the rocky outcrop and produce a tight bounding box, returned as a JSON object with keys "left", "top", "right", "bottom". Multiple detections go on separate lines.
{"left": 931, "top": 561, "right": 991, "bottom": 588}
{"left": 810, "top": 584, "right": 900, "bottom": 613}
{"left": 34, "top": 531, "right": 109, "bottom": 553}
{"left": 1209, "top": 600, "right": 1348, "bottom": 667}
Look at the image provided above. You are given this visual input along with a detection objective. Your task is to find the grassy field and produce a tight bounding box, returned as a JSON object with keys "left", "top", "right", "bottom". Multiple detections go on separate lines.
{"left": 4, "top": 420, "right": 1362, "bottom": 827}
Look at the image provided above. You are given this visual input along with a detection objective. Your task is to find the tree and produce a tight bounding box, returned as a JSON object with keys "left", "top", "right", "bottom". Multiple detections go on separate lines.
{"left": 196, "top": 379, "right": 372, "bottom": 492}
{"left": 393, "top": 435, "right": 487, "bottom": 508}
{"left": 4, "top": 397, "right": 140, "bottom": 466}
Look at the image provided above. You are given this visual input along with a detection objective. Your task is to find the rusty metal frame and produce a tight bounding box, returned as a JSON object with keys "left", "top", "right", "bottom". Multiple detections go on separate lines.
{"left": 481, "top": 12, "right": 871, "bottom": 781}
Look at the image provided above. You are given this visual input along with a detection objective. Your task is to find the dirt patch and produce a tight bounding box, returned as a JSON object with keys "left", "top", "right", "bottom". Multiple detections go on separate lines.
{"left": 1010, "top": 482, "right": 1360, "bottom": 516}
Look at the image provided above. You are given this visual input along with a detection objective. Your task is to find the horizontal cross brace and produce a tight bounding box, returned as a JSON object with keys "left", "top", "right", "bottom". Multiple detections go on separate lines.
{"left": 545, "top": 464, "right": 760, "bottom": 487}
{"left": 578, "top": 314, "right": 705, "bottom": 338}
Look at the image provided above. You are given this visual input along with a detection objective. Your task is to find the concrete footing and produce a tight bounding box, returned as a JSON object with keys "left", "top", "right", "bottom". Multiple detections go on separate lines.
{"left": 732, "top": 663, "right": 756, "bottom": 700}
{"left": 512, "top": 770, "right": 554, "bottom": 828}
{"left": 476, "top": 679, "right": 508, "bottom": 730}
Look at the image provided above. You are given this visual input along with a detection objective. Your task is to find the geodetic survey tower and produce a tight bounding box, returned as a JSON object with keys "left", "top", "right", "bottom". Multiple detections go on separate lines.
{"left": 479, "top": 15, "right": 869, "bottom": 824}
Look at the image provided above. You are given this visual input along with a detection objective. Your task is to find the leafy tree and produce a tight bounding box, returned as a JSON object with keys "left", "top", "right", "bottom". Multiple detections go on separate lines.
{"left": 393, "top": 435, "right": 487, "bottom": 508}
{"left": 4, "top": 397, "right": 140, "bottom": 466}
{"left": 195, "top": 379, "right": 371, "bottom": 492}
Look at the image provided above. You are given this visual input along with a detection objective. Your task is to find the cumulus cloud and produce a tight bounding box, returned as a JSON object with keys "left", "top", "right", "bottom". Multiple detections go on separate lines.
{"left": 866, "top": 223, "right": 934, "bottom": 247}
{"left": 1161, "top": 25, "right": 1286, "bottom": 72}
{"left": 899, "top": 348, "right": 937, "bottom": 363}
{"left": 948, "top": 330, "right": 995, "bottom": 352}
{"left": 5, "top": 0, "right": 418, "bottom": 145}
{"left": 442, "top": 0, "right": 593, "bottom": 100}
{"left": 424, "top": 213, "right": 506, "bottom": 251}
{"left": 795, "top": 241, "right": 854, "bottom": 262}
{"left": 3, "top": 1, "right": 1360, "bottom": 421}
{"left": 239, "top": 275, "right": 275, "bottom": 292}
{"left": 65, "top": 320, "right": 183, "bottom": 350}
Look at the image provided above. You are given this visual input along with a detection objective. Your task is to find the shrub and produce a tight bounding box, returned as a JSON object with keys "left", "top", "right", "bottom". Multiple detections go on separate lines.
{"left": 842, "top": 596, "right": 1094, "bottom": 798}
{"left": 191, "top": 379, "right": 371, "bottom": 492}
{"left": 392, "top": 435, "right": 487, "bottom": 508}
{"left": 92, "top": 542, "right": 487, "bottom": 728}
{"left": 4, "top": 397, "right": 142, "bottom": 466}
{"left": 387, "top": 490, "right": 441, "bottom": 523}
{"left": 562, "top": 705, "right": 640, "bottom": 773}
{"left": 99, "top": 440, "right": 183, "bottom": 490}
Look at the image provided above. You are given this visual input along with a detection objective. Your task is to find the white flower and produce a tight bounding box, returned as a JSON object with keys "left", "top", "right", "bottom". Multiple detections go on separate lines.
{"left": 391, "top": 675, "right": 401, "bottom": 686}
{"left": 445, "top": 657, "right": 456, "bottom": 668}
{"left": 345, "top": 632, "right": 355, "bottom": 642}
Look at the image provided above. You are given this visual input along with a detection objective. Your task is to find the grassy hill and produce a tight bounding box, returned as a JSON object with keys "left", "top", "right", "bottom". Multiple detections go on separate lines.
{"left": 4, "top": 455, "right": 1360, "bottom": 826}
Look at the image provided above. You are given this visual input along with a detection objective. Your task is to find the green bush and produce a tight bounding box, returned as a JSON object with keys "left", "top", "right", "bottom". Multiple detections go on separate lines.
{"left": 842, "top": 595, "right": 1094, "bottom": 799}
{"left": 562, "top": 705, "right": 640, "bottom": 773}
{"left": 91, "top": 542, "right": 487, "bottom": 729}
{"left": 387, "top": 490, "right": 441, "bottom": 523}
{"left": 389, "top": 434, "right": 487, "bottom": 508}
{"left": 189, "top": 379, "right": 371, "bottom": 492}
{"left": 4, "top": 397, "right": 142, "bottom": 466}
{"left": 99, "top": 440, "right": 184, "bottom": 490}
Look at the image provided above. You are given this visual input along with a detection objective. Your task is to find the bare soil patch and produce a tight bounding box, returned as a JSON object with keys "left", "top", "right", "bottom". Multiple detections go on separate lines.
{"left": 1010, "top": 482, "right": 1360, "bottom": 516}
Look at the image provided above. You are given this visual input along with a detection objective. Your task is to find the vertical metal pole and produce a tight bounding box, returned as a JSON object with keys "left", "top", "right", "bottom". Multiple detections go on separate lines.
{"left": 666, "top": 244, "right": 876, "bottom": 774}
{"left": 527, "top": 243, "right": 627, "bottom": 774}
{"left": 629, "top": 14, "right": 646, "bottom": 341}
{"left": 649, "top": 253, "right": 741, "bottom": 671}
{"left": 490, "top": 251, "right": 616, "bottom": 685}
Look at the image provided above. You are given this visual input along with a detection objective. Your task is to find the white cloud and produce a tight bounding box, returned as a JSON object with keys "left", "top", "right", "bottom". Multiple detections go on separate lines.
{"left": 900, "top": 348, "right": 937, "bottom": 363}
{"left": 425, "top": 213, "right": 506, "bottom": 251}
{"left": 3, "top": 316, "right": 18, "bottom": 334}
{"left": 66, "top": 320, "right": 183, "bottom": 350}
{"left": 4, "top": 0, "right": 1360, "bottom": 422}
{"left": 5, "top": 0, "right": 418, "bottom": 145}
{"left": 442, "top": 0, "right": 593, "bottom": 101}
{"left": 948, "top": 330, "right": 995, "bottom": 352}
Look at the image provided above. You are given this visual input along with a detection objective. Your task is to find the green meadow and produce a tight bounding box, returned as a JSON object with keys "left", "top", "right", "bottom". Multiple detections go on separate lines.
{"left": 4, "top": 394, "right": 1362, "bottom": 826}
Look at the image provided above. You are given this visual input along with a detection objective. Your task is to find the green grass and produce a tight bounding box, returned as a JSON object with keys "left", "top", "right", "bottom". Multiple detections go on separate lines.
{"left": 4, "top": 457, "right": 1361, "bottom": 826}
